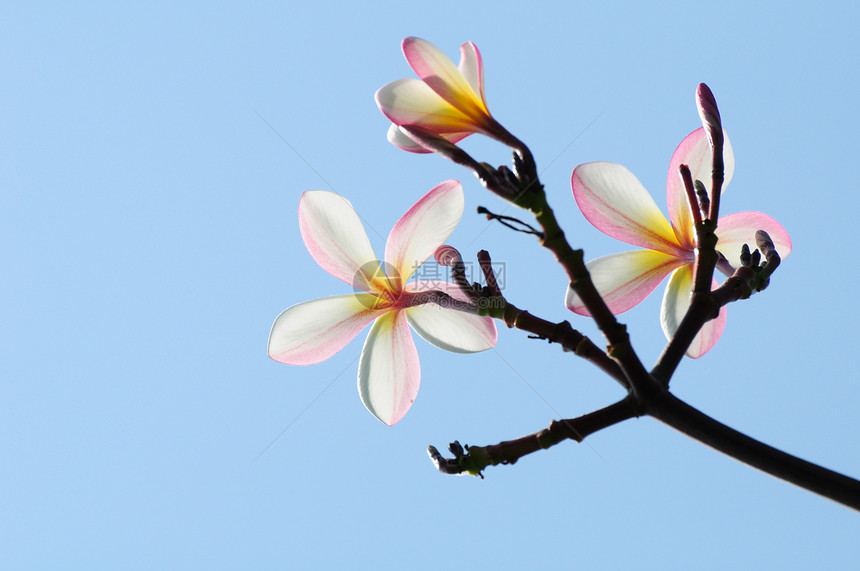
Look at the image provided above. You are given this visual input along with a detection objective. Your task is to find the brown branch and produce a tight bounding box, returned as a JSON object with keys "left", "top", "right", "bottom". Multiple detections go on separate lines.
{"left": 647, "top": 391, "right": 860, "bottom": 511}
{"left": 522, "top": 190, "right": 654, "bottom": 398}
{"left": 678, "top": 163, "right": 704, "bottom": 226}
{"left": 505, "top": 306, "right": 627, "bottom": 387}
{"left": 428, "top": 397, "right": 638, "bottom": 477}
{"left": 654, "top": 84, "right": 730, "bottom": 384}
{"left": 690, "top": 84, "right": 725, "bottom": 298}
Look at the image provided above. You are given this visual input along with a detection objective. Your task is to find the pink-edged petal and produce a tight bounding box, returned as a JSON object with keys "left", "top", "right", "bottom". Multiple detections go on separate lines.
{"left": 572, "top": 162, "right": 684, "bottom": 256}
{"left": 298, "top": 191, "right": 382, "bottom": 288}
{"left": 660, "top": 265, "right": 727, "bottom": 358}
{"left": 403, "top": 281, "right": 497, "bottom": 353}
{"left": 385, "top": 180, "right": 464, "bottom": 285}
{"left": 268, "top": 294, "right": 385, "bottom": 366}
{"left": 715, "top": 211, "right": 792, "bottom": 268}
{"left": 375, "top": 78, "right": 481, "bottom": 133}
{"left": 667, "top": 128, "right": 735, "bottom": 247}
{"left": 386, "top": 124, "right": 473, "bottom": 154}
{"left": 387, "top": 124, "right": 432, "bottom": 153}
{"left": 565, "top": 249, "right": 686, "bottom": 315}
{"left": 357, "top": 310, "right": 420, "bottom": 426}
{"left": 457, "top": 42, "right": 485, "bottom": 105}
{"left": 402, "top": 37, "right": 488, "bottom": 121}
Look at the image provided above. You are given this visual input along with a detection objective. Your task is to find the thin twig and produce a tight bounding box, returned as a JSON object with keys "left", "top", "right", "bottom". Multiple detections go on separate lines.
{"left": 477, "top": 206, "right": 544, "bottom": 237}
{"left": 429, "top": 397, "right": 638, "bottom": 477}
{"left": 678, "top": 164, "right": 704, "bottom": 226}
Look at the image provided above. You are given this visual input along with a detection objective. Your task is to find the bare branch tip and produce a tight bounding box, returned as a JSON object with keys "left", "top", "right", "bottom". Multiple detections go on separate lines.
{"left": 426, "top": 442, "right": 484, "bottom": 478}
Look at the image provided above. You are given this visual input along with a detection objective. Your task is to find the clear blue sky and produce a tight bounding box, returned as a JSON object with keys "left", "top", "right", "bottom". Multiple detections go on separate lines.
{"left": 4, "top": 1, "right": 859, "bottom": 568}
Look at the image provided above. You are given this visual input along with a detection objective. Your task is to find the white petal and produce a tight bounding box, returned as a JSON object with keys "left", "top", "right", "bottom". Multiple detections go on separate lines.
{"left": 457, "top": 42, "right": 485, "bottom": 104}
{"left": 268, "top": 294, "right": 384, "bottom": 365}
{"left": 572, "top": 162, "right": 683, "bottom": 256}
{"left": 384, "top": 180, "right": 464, "bottom": 283}
{"left": 298, "top": 191, "right": 381, "bottom": 287}
{"left": 375, "top": 78, "right": 478, "bottom": 132}
{"left": 385, "top": 123, "right": 474, "bottom": 153}
{"left": 715, "top": 211, "right": 792, "bottom": 268}
{"left": 666, "top": 128, "right": 735, "bottom": 245}
{"left": 387, "top": 124, "right": 432, "bottom": 153}
{"left": 402, "top": 37, "right": 487, "bottom": 119}
{"left": 565, "top": 250, "right": 685, "bottom": 315}
{"left": 660, "top": 265, "right": 727, "bottom": 358}
{"left": 404, "top": 281, "right": 497, "bottom": 353}
{"left": 357, "top": 311, "right": 420, "bottom": 425}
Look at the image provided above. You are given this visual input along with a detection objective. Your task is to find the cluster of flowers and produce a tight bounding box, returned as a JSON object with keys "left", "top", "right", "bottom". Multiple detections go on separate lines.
{"left": 268, "top": 37, "right": 791, "bottom": 426}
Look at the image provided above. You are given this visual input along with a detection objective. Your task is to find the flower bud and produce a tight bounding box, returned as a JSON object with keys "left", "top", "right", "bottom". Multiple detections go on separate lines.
{"left": 696, "top": 83, "right": 724, "bottom": 146}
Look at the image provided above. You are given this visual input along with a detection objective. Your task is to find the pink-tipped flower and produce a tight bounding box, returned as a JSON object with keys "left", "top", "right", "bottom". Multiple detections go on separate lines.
{"left": 566, "top": 128, "right": 791, "bottom": 358}
{"left": 375, "top": 37, "right": 509, "bottom": 153}
{"left": 268, "top": 181, "right": 497, "bottom": 425}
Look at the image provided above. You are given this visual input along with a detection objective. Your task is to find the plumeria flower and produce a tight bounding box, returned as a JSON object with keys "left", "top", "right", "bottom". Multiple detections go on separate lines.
{"left": 566, "top": 128, "right": 791, "bottom": 358}
{"left": 375, "top": 36, "right": 512, "bottom": 153}
{"left": 268, "top": 180, "right": 497, "bottom": 425}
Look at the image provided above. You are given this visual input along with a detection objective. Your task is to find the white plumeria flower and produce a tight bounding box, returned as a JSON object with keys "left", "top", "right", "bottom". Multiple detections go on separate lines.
{"left": 566, "top": 128, "right": 792, "bottom": 357}
{"left": 268, "top": 180, "right": 497, "bottom": 425}
{"left": 375, "top": 36, "right": 509, "bottom": 153}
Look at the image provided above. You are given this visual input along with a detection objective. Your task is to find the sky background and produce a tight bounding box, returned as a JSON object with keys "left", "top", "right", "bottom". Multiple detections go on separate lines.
{"left": 4, "top": 1, "right": 859, "bottom": 568}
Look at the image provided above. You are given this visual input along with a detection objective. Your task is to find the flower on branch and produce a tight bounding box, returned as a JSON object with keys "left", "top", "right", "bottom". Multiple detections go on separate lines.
{"left": 565, "top": 128, "right": 792, "bottom": 357}
{"left": 375, "top": 36, "right": 512, "bottom": 153}
{"left": 268, "top": 181, "right": 497, "bottom": 425}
